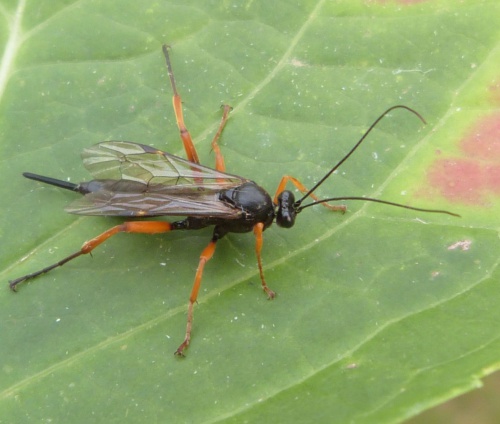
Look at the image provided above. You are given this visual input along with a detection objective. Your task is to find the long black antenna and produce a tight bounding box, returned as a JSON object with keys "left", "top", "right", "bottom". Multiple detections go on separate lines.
{"left": 295, "top": 105, "right": 426, "bottom": 207}
{"left": 297, "top": 196, "right": 460, "bottom": 217}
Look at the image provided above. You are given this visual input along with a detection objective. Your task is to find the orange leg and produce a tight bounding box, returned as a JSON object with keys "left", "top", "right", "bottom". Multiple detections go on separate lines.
{"left": 211, "top": 105, "right": 232, "bottom": 172}
{"left": 162, "top": 45, "right": 232, "bottom": 173}
{"left": 273, "top": 175, "right": 346, "bottom": 213}
{"left": 162, "top": 45, "right": 199, "bottom": 164}
{"left": 9, "top": 221, "right": 173, "bottom": 291}
{"left": 253, "top": 223, "right": 275, "bottom": 299}
{"left": 175, "top": 239, "right": 218, "bottom": 356}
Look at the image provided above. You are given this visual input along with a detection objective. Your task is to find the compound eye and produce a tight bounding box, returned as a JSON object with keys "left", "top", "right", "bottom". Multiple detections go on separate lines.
{"left": 276, "top": 190, "right": 296, "bottom": 228}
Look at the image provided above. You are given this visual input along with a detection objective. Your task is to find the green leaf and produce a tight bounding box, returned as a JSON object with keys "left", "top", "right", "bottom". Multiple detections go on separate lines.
{"left": 1, "top": 0, "right": 499, "bottom": 422}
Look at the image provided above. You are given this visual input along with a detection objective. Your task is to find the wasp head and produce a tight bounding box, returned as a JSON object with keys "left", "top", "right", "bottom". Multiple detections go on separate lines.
{"left": 275, "top": 190, "right": 298, "bottom": 228}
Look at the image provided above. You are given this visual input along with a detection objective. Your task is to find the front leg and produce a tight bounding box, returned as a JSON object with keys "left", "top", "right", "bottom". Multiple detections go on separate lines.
{"left": 273, "top": 175, "right": 346, "bottom": 213}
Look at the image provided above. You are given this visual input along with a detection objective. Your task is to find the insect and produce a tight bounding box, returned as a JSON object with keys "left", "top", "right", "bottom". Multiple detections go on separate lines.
{"left": 9, "top": 45, "right": 459, "bottom": 356}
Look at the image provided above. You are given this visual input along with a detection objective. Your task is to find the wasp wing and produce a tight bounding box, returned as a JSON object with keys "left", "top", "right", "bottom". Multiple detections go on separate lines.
{"left": 66, "top": 184, "right": 243, "bottom": 217}
{"left": 65, "top": 141, "right": 247, "bottom": 217}
{"left": 81, "top": 141, "right": 244, "bottom": 189}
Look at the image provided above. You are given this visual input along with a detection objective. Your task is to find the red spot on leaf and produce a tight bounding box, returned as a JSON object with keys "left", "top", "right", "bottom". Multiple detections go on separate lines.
{"left": 425, "top": 113, "right": 500, "bottom": 205}
{"left": 461, "top": 115, "right": 500, "bottom": 161}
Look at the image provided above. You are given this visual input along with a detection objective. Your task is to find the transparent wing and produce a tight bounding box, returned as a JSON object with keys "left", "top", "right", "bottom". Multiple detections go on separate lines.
{"left": 65, "top": 141, "right": 248, "bottom": 217}
{"left": 82, "top": 141, "right": 246, "bottom": 189}
{"left": 66, "top": 181, "right": 242, "bottom": 217}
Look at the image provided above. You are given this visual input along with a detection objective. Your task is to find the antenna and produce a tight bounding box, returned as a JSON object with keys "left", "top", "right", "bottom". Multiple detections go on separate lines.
{"left": 297, "top": 196, "right": 460, "bottom": 217}
{"left": 295, "top": 105, "right": 426, "bottom": 208}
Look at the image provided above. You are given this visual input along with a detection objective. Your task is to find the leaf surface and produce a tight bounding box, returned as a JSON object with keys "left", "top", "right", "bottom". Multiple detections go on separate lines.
{"left": 1, "top": 1, "right": 499, "bottom": 422}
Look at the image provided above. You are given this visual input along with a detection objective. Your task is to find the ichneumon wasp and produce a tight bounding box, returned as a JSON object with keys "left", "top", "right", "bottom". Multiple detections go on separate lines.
{"left": 9, "top": 45, "right": 459, "bottom": 356}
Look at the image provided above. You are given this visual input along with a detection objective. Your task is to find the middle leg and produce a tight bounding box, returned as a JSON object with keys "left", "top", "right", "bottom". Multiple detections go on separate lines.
{"left": 253, "top": 222, "right": 275, "bottom": 299}
{"left": 175, "top": 235, "right": 219, "bottom": 356}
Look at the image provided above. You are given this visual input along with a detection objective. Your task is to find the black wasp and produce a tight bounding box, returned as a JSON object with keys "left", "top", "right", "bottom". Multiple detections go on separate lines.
{"left": 10, "top": 45, "right": 458, "bottom": 356}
